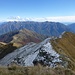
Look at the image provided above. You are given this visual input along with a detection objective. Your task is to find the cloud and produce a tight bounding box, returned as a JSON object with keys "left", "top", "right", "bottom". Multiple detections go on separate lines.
{"left": 8, "top": 16, "right": 21, "bottom": 19}
{"left": 29, "top": 16, "right": 75, "bottom": 22}
{"left": 1, "top": 16, "right": 75, "bottom": 22}
{"left": 7, "top": 16, "right": 25, "bottom": 21}
{"left": 35, "top": 16, "right": 75, "bottom": 22}
{"left": 45, "top": 16, "right": 75, "bottom": 22}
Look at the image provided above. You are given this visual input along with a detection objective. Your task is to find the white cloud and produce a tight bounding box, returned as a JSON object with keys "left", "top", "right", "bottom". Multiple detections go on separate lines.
{"left": 29, "top": 16, "right": 75, "bottom": 22}
{"left": 7, "top": 16, "right": 25, "bottom": 21}
{"left": 45, "top": 16, "right": 75, "bottom": 22}
{"left": 8, "top": 16, "right": 20, "bottom": 19}
{"left": 1, "top": 16, "right": 75, "bottom": 22}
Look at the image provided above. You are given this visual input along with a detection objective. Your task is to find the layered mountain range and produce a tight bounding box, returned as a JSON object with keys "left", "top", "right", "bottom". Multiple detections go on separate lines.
{"left": 0, "top": 21, "right": 71, "bottom": 36}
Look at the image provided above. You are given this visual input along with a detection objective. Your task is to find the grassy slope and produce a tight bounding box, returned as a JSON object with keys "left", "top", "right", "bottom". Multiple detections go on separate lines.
{"left": 51, "top": 32, "right": 75, "bottom": 70}
{"left": 0, "top": 64, "right": 75, "bottom": 75}
{"left": 11, "top": 29, "right": 46, "bottom": 47}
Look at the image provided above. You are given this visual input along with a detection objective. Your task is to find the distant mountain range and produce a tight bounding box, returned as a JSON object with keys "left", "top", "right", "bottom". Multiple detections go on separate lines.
{"left": 68, "top": 23, "right": 75, "bottom": 33}
{"left": 0, "top": 21, "right": 71, "bottom": 36}
{"left": 0, "top": 29, "right": 46, "bottom": 47}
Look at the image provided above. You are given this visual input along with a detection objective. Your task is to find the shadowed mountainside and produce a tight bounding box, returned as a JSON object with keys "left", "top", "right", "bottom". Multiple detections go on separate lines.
{"left": 0, "top": 42, "right": 17, "bottom": 59}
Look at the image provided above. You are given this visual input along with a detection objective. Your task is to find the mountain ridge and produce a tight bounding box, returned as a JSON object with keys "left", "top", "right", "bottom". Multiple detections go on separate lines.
{"left": 0, "top": 32, "right": 75, "bottom": 71}
{"left": 0, "top": 28, "right": 46, "bottom": 47}
{"left": 0, "top": 21, "right": 70, "bottom": 36}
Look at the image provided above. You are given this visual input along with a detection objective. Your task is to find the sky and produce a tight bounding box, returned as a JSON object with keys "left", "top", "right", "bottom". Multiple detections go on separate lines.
{"left": 0, "top": 0, "right": 75, "bottom": 22}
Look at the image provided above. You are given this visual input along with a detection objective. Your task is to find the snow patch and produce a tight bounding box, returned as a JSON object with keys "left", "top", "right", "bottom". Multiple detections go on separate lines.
{"left": 43, "top": 42, "right": 59, "bottom": 57}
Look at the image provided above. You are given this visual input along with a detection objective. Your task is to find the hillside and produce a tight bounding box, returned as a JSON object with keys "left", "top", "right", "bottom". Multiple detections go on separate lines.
{"left": 0, "top": 21, "right": 70, "bottom": 36}
{"left": 51, "top": 32, "right": 75, "bottom": 61}
{"left": 0, "top": 32, "right": 75, "bottom": 71}
{"left": 0, "top": 29, "right": 46, "bottom": 47}
{"left": 0, "top": 42, "right": 17, "bottom": 59}
{"left": 51, "top": 32, "right": 75, "bottom": 70}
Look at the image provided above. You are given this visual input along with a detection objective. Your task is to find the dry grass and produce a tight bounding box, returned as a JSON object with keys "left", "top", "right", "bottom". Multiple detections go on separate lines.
{"left": 51, "top": 32, "right": 75, "bottom": 71}
{"left": 11, "top": 29, "right": 46, "bottom": 47}
{"left": 0, "top": 64, "right": 74, "bottom": 75}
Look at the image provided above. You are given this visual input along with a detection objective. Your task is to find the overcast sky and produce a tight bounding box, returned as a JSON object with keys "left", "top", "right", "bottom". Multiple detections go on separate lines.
{"left": 0, "top": 0, "right": 75, "bottom": 22}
